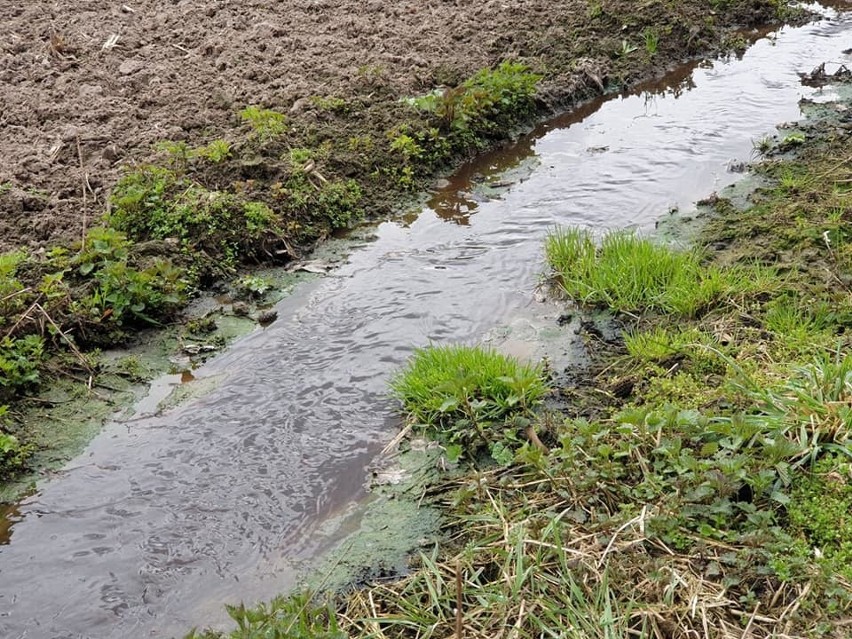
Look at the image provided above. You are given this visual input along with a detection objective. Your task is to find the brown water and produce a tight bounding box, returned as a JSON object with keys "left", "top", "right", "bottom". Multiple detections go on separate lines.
{"left": 2, "top": 6, "right": 851, "bottom": 638}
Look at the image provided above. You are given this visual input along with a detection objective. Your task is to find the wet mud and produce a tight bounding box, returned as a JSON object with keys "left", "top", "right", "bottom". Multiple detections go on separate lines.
{"left": 0, "top": 5, "right": 850, "bottom": 639}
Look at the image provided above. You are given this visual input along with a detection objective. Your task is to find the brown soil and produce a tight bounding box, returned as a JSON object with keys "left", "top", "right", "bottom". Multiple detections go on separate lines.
{"left": 0, "top": 0, "right": 781, "bottom": 254}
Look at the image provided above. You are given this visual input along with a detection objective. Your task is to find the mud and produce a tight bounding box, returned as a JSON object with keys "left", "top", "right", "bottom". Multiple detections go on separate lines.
{"left": 0, "top": 0, "right": 787, "bottom": 253}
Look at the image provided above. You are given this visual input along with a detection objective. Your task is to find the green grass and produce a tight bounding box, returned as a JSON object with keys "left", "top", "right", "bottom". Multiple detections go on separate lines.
{"left": 545, "top": 228, "right": 747, "bottom": 317}
{"left": 109, "top": 166, "right": 285, "bottom": 273}
{"left": 390, "top": 345, "right": 548, "bottom": 459}
{"left": 624, "top": 326, "right": 719, "bottom": 364}
{"left": 643, "top": 28, "right": 660, "bottom": 56}
{"left": 788, "top": 454, "right": 852, "bottom": 582}
{"left": 405, "top": 61, "right": 541, "bottom": 149}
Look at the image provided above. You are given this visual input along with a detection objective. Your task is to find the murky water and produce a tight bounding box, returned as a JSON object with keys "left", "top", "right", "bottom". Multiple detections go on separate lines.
{"left": 2, "top": 6, "right": 851, "bottom": 638}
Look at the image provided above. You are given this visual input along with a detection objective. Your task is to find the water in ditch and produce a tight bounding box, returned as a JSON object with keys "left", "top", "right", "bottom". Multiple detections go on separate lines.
{"left": 1, "top": 5, "right": 850, "bottom": 638}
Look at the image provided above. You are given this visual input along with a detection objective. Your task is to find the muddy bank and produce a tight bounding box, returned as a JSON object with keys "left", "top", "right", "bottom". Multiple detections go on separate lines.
{"left": 1, "top": 0, "right": 787, "bottom": 252}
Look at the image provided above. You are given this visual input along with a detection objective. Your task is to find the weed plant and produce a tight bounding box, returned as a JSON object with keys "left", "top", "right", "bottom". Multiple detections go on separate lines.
{"left": 406, "top": 62, "right": 540, "bottom": 147}
{"left": 643, "top": 28, "right": 660, "bottom": 56}
{"left": 788, "top": 454, "right": 852, "bottom": 581}
{"left": 0, "top": 252, "right": 27, "bottom": 322}
{"left": 239, "top": 106, "right": 288, "bottom": 142}
{"left": 195, "top": 139, "right": 232, "bottom": 164}
{"left": 0, "top": 335, "right": 44, "bottom": 400}
{"left": 72, "top": 227, "right": 186, "bottom": 325}
{"left": 617, "top": 39, "right": 639, "bottom": 58}
{"left": 187, "top": 592, "right": 344, "bottom": 639}
{"left": 0, "top": 407, "right": 32, "bottom": 480}
{"left": 0, "top": 227, "right": 188, "bottom": 475}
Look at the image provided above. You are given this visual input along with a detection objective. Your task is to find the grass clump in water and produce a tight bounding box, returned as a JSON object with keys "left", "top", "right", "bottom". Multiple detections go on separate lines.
{"left": 545, "top": 227, "right": 742, "bottom": 316}
{"left": 390, "top": 345, "right": 548, "bottom": 460}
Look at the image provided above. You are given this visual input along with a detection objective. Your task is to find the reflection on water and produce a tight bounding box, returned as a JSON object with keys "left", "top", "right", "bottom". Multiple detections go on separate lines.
{"left": 426, "top": 23, "right": 784, "bottom": 226}
{"left": 0, "top": 502, "right": 23, "bottom": 546}
{"left": 0, "top": 5, "right": 850, "bottom": 639}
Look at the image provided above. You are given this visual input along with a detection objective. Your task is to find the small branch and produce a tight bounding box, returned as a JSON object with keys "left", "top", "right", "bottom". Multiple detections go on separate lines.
{"left": 455, "top": 560, "right": 463, "bottom": 639}
{"left": 741, "top": 602, "right": 759, "bottom": 638}
{"left": 597, "top": 505, "right": 647, "bottom": 569}
{"left": 35, "top": 302, "right": 93, "bottom": 374}
{"left": 0, "top": 286, "right": 33, "bottom": 304}
{"left": 524, "top": 424, "right": 549, "bottom": 453}
{"left": 2, "top": 298, "right": 41, "bottom": 340}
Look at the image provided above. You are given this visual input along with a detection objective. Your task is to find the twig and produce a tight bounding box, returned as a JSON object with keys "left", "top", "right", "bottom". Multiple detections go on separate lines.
{"left": 524, "top": 424, "right": 549, "bottom": 452}
{"left": 455, "top": 560, "right": 463, "bottom": 639}
{"left": 597, "top": 505, "right": 647, "bottom": 569}
{"left": 2, "top": 298, "right": 41, "bottom": 340}
{"left": 380, "top": 423, "right": 412, "bottom": 456}
{"left": 508, "top": 598, "right": 526, "bottom": 639}
{"left": 811, "top": 153, "right": 852, "bottom": 184}
{"left": 35, "top": 302, "right": 93, "bottom": 373}
{"left": 0, "top": 287, "right": 33, "bottom": 304}
{"left": 101, "top": 33, "right": 120, "bottom": 51}
{"left": 25, "top": 396, "right": 75, "bottom": 405}
{"left": 779, "top": 581, "right": 811, "bottom": 633}
{"left": 366, "top": 589, "right": 387, "bottom": 639}
{"left": 741, "top": 602, "right": 760, "bottom": 638}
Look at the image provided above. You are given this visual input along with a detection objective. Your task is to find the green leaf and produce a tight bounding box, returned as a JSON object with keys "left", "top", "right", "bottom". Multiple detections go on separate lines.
{"left": 439, "top": 397, "right": 459, "bottom": 413}
{"left": 490, "top": 441, "right": 515, "bottom": 466}
{"left": 445, "top": 444, "right": 463, "bottom": 463}
{"left": 770, "top": 490, "right": 791, "bottom": 506}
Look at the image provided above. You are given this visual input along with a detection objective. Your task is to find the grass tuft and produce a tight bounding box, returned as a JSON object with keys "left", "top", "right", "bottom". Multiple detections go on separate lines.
{"left": 545, "top": 228, "right": 738, "bottom": 317}
{"left": 390, "top": 345, "right": 548, "bottom": 458}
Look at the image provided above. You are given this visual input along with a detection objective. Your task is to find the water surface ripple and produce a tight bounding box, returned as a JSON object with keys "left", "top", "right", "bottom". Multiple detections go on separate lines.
{"left": 1, "top": 8, "right": 850, "bottom": 638}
